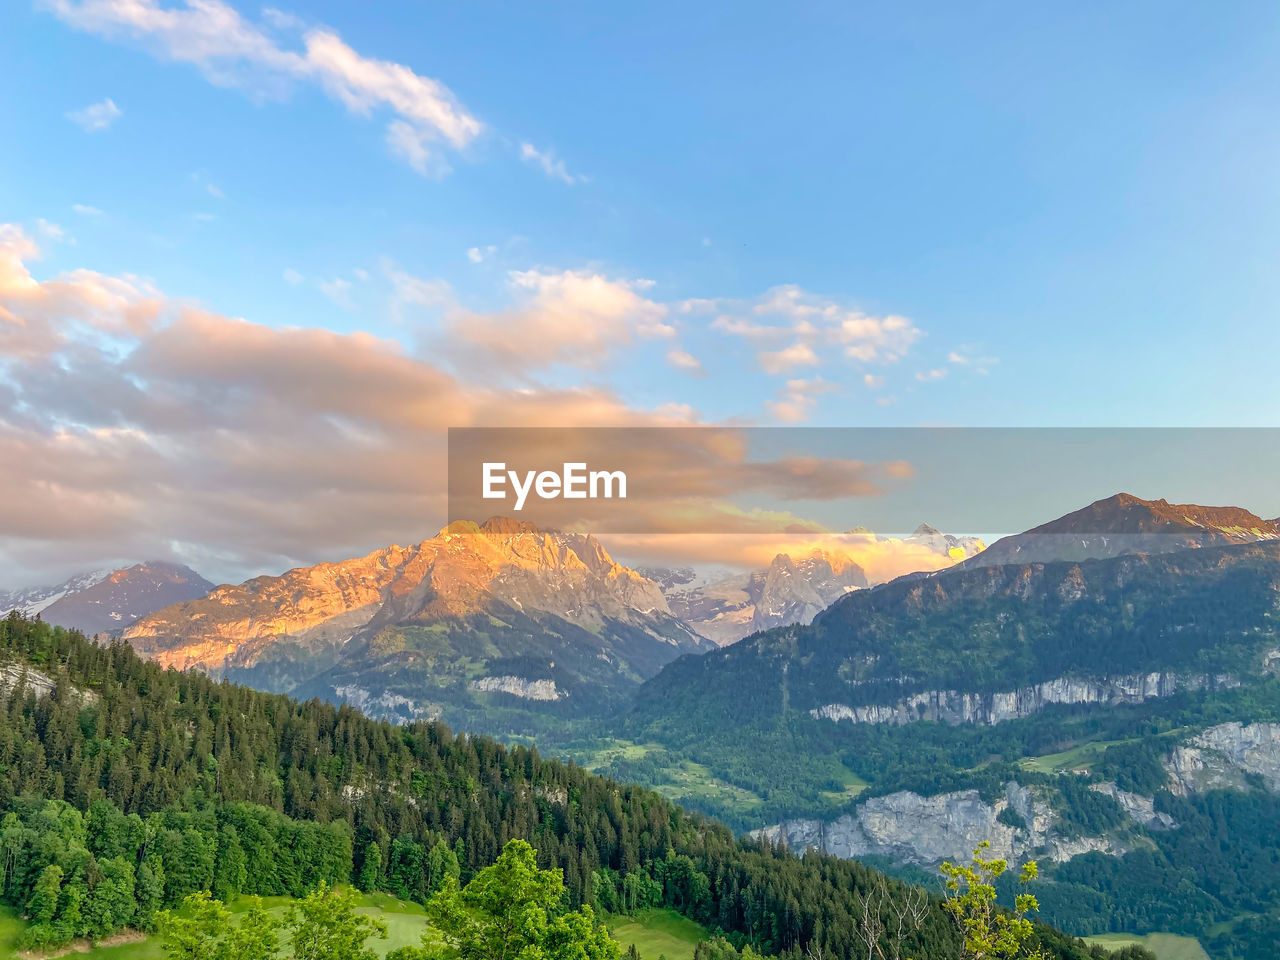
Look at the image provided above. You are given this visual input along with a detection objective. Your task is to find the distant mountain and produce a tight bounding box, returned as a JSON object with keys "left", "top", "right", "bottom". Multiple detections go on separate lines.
{"left": 634, "top": 538, "right": 1280, "bottom": 739}
{"left": 1, "top": 569, "right": 113, "bottom": 619}
{"left": 1, "top": 562, "right": 212, "bottom": 635}
{"left": 125, "top": 518, "right": 713, "bottom": 730}
{"left": 631, "top": 496, "right": 1280, "bottom": 737}
{"left": 904, "top": 522, "right": 986, "bottom": 562}
{"left": 658, "top": 552, "right": 868, "bottom": 646}
{"left": 651, "top": 524, "right": 984, "bottom": 646}
{"left": 968, "top": 492, "right": 1280, "bottom": 567}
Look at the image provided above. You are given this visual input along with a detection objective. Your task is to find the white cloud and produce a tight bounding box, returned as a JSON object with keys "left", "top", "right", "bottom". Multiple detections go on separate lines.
{"left": 466, "top": 245, "right": 496, "bottom": 264}
{"left": 863, "top": 373, "right": 885, "bottom": 389}
{"left": 319, "top": 277, "right": 353, "bottom": 308}
{"left": 36, "top": 220, "right": 67, "bottom": 241}
{"left": 282, "top": 268, "right": 303, "bottom": 285}
{"left": 947, "top": 346, "right": 998, "bottom": 374}
{"left": 260, "top": 6, "right": 302, "bottom": 30}
{"left": 66, "top": 97, "right": 121, "bottom": 132}
{"left": 444, "top": 269, "right": 671, "bottom": 371}
{"left": 45, "top": 0, "right": 482, "bottom": 175}
{"left": 354, "top": 268, "right": 369, "bottom": 281}
{"left": 666, "top": 348, "right": 703, "bottom": 374}
{"left": 206, "top": 182, "right": 225, "bottom": 199}
{"left": 193, "top": 212, "right": 217, "bottom": 222}
{"left": 0, "top": 224, "right": 764, "bottom": 584}
{"left": 519, "top": 142, "right": 582, "bottom": 185}
{"left": 72, "top": 204, "right": 104, "bottom": 216}
{"left": 712, "top": 285, "right": 923, "bottom": 376}
{"left": 768, "top": 377, "right": 836, "bottom": 423}
{"left": 759, "top": 341, "right": 818, "bottom": 374}
{"left": 914, "top": 368, "right": 947, "bottom": 382}
{"left": 386, "top": 120, "right": 437, "bottom": 175}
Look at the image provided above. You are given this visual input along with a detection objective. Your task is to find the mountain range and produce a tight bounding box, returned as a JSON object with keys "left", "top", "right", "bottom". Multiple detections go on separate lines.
{"left": 7, "top": 490, "right": 1280, "bottom": 955}
{"left": 967, "top": 492, "right": 1280, "bottom": 567}
{"left": 123, "top": 518, "right": 712, "bottom": 730}
{"left": 0, "top": 561, "right": 212, "bottom": 635}
{"left": 605, "top": 493, "right": 1280, "bottom": 958}
{"left": 645, "top": 524, "right": 984, "bottom": 646}
{"left": 102, "top": 517, "right": 981, "bottom": 731}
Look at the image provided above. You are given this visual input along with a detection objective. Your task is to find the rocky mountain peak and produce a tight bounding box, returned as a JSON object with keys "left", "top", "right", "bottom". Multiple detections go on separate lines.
{"left": 124, "top": 517, "right": 682, "bottom": 672}
{"left": 969, "top": 493, "right": 1280, "bottom": 567}
{"left": 1, "top": 561, "right": 212, "bottom": 636}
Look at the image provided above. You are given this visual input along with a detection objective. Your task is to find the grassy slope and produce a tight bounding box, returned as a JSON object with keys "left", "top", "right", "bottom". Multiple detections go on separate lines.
{"left": 572, "top": 739, "right": 766, "bottom": 819}
{"left": 1, "top": 895, "right": 706, "bottom": 960}
{"left": 0, "top": 892, "right": 433, "bottom": 960}
{"left": 605, "top": 908, "right": 708, "bottom": 960}
{"left": 1083, "top": 933, "right": 1209, "bottom": 960}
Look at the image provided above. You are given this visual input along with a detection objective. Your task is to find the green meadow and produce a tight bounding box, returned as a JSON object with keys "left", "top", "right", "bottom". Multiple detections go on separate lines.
{"left": 1083, "top": 932, "right": 1209, "bottom": 960}
{"left": 0, "top": 892, "right": 434, "bottom": 960}
{"left": 605, "top": 908, "right": 708, "bottom": 960}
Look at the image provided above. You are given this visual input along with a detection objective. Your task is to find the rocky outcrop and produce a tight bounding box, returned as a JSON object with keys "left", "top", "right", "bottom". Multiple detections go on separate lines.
{"left": 1090, "top": 782, "right": 1176, "bottom": 829}
{"left": 758, "top": 781, "right": 1120, "bottom": 866}
{"left": 0, "top": 661, "right": 95, "bottom": 704}
{"left": 332, "top": 684, "right": 435, "bottom": 722}
{"left": 810, "top": 672, "right": 1236, "bottom": 726}
{"left": 470, "top": 676, "right": 564, "bottom": 701}
{"left": 0, "top": 662, "right": 58, "bottom": 699}
{"left": 1164, "top": 722, "right": 1280, "bottom": 795}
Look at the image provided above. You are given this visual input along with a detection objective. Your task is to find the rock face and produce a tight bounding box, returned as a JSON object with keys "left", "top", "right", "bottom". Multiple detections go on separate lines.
{"left": 469, "top": 676, "right": 564, "bottom": 700}
{"left": 968, "top": 493, "right": 1280, "bottom": 568}
{"left": 1, "top": 562, "right": 212, "bottom": 635}
{"left": 757, "top": 723, "right": 1280, "bottom": 872}
{"left": 125, "top": 518, "right": 713, "bottom": 729}
{"left": 759, "top": 781, "right": 1119, "bottom": 866}
{"left": 1164, "top": 722, "right": 1280, "bottom": 795}
{"left": 1090, "top": 782, "right": 1177, "bottom": 830}
{"left": 127, "top": 519, "right": 699, "bottom": 670}
{"left": 810, "top": 672, "right": 1238, "bottom": 726}
{"left": 125, "top": 546, "right": 415, "bottom": 671}
{"left": 0, "top": 660, "right": 95, "bottom": 704}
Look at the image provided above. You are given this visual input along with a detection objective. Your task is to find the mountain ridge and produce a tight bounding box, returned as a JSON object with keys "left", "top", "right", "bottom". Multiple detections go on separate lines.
{"left": 0, "top": 561, "right": 212, "bottom": 635}
{"left": 967, "top": 492, "right": 1280, "bottom": 568}
{"left": 124, "top": 517, "right": 711, "bottom": 729}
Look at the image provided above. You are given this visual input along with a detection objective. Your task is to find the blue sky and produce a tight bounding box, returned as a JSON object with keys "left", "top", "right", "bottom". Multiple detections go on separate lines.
{"left": 4, "top": 1, "right": 1280, "bottom": 582}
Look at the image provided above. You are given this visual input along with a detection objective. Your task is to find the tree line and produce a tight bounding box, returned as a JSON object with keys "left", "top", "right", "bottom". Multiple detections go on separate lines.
{"left": 0, "top": 613, "right": 1130, "bottom": 960}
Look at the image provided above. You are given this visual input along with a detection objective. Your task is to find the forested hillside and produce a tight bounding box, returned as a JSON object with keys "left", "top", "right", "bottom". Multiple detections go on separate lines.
{"left": 0, "top": 613, "right": 1132, "bottom": 960}
{"left": 601, "top": 538, "right": 1280, "bottom": 959}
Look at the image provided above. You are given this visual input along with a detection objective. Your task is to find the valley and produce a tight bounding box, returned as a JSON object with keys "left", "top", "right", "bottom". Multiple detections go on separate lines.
{"left": 7, "top": 493, "right": 1280, "bottom": 958}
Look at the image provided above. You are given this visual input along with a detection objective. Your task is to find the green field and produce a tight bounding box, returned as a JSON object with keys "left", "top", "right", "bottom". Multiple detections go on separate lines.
{"left": 1, "top": 898, "right": 706, "bottom": 960}
{"left": 572, "top": 739, "right": 766, "bottom": 819}
{"left": 818, "top": 767, "right": 870, "bottom": 804}
{"left": 0, "top": 892, "right": 433, "bottom": 960}
{"left": 606, "top": 908, "right": 708, "bottom": 960}
{"left": 1018, "top": 727, "right": 1194, "bottom": 777}
{"left": 1016, "top": 738, "right": 1135, "bottom": 775}
{"left": 1083, "top": 932, "right": 1209, "bottom": 960}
